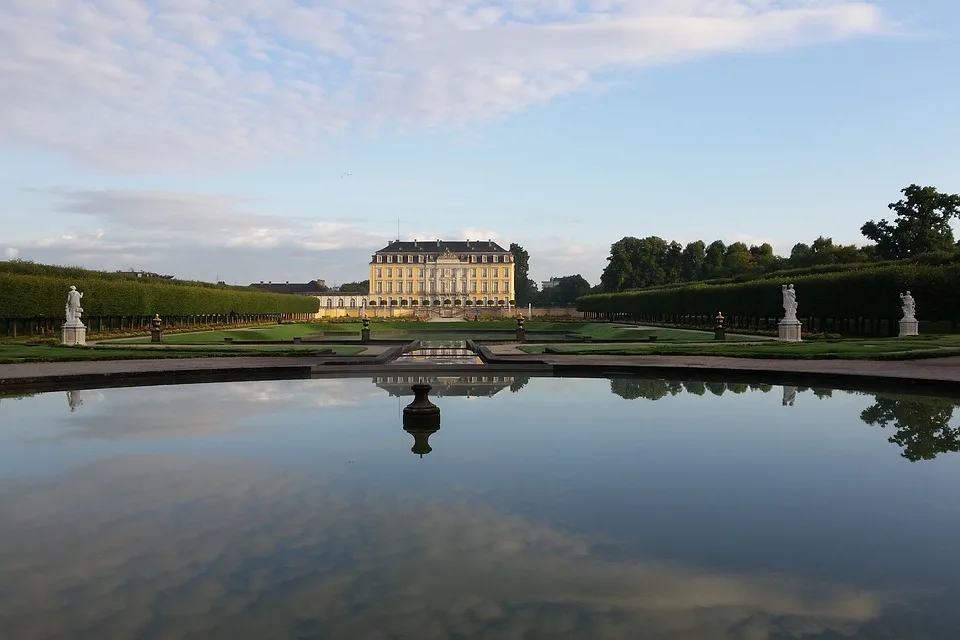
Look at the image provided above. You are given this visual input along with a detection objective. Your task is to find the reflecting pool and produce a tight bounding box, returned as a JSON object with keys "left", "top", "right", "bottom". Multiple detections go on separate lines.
{"left": 1, "top": 376, "right": 960, "bottom": 639}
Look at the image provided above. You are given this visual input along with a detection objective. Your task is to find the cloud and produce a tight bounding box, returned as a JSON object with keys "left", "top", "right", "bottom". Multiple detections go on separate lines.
{"left": 3, "top": 248, "right": 19, "bottom": 259}
{"left": 0, "top": 455, "right": 903, "bottom": 639}
{"left": 0, "top": 0, "right": 889, "bottom": 172}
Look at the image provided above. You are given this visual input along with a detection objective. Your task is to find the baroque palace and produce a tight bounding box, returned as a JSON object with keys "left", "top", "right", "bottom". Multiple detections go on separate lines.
{"left": 251, "top": 238, "right": 516, "bottom": 316}
{"left": 368, "top": 239, "right": 515, "bottom": 307}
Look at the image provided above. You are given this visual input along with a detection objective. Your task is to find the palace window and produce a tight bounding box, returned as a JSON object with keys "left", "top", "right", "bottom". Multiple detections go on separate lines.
{"left": 338, "top": 298, "right": 344, "bottom": 308}
{"left": 376, "top": 268, "right": 382, "bottom": 278}
{"left": 376, "top": 282, "right": 382, "bottom": 293}
{"left": 492, "top": 255, "right": 498, "bottom": 263}
{"left": 492, "top": 267, "right": 499, "bottom": 277}
{"left": 471, "top": 255, "right": 477, "bottom": 263}
{"left": 482, "top": 268, "right": 487, "bottom": 278}
{"left": 504, "top": 268, "right": 510, "bottom": 278}
{"left": 470, "top": 281, "right": 477, "bottom": 293}
{"left": 407, "top": 255, "right": 413, "bottom": 263}
{"left": 406, "top": 281, "right": 413, "bottom": 293}
{"left": 326, "top": 299, "right": 333, "bottom": 308}
{"left": 493, "top": 282, "right": 499, "bottom": 293}
{"left": 377, "top": 255, "right": 383, "bottom": 263}
{"left": 482, "top": 255, "right": 488, "bottom": 263}
{"left": 387, "top": 255, "right": 392, "bottom": 263}
{"left": 417, "top": 282, "right": 424, "bottom": 292}
{"left": 419, "top": 255, "right": 424, "bottom": 263}
{"left": 350, "top": 299, "right": 356, "bottom": 308}
{"left": 482, "top": 282, "right": 488, "bottom": 293}
{"left": 504, "top": 281, "right": 510, "bottom": 293}
{"left": 470, "top": 268, "right": 477, "bottom": 277}
{"left": 386, "top": 268, "right": 392, "bottom": 277}
{"left": 387, "top": 282, "right": 393, "bottom": 293}
{"left": 418, "top": 268, "right": 424, "bottom": 277}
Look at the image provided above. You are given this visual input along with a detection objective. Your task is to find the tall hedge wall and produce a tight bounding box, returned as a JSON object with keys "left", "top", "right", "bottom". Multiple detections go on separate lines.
{"left": 576, "top": 264, "right": 960, "bottom": 322}
{"left": 0, "top": 273, "right": 320, "bottom": 318}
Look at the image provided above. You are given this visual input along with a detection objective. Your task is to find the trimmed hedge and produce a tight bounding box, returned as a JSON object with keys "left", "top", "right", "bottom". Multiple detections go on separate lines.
{"left": 0, "top": 273, "right": 320, "bottom": 318}
{"left": 577, "top": 264, "right": 960, "bottom": 323}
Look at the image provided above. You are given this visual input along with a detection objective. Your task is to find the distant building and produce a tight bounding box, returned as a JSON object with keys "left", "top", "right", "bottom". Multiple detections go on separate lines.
{"left": 369, "top": 239, "right": 515, "bottom": 307}
{"left": 249, "top": 279, "right": 328, "bottom": 295}
{"left": 541, "top": 277, "right": 561, "bottom": 289}
{"left": 375, "top": 373, "right": 514, "bottom": 397}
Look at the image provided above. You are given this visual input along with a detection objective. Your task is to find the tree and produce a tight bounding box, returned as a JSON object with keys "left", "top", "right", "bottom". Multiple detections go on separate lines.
{"left": 861, "top": 184, "right": 960, "bottom": 259}
{"left": 600, "top": 236, "right": 669, "bottom": 292}
{"left": 535, "top": 275, "right": 591, "bottom": 306}
{"left": 724, "top": 242, "right": 755, "bottom": 276}
{"left": 680, "top": 241, "right": 705, "bottom": 282}
{"left": 861, "top": 394, "right": 960, "bottom": 462}
{"left": 510, "top": 243, "right": 537, "bottom": 306}
{"left": 338, "top": 280, "right": 369, "bottom": 293}
{"left": 703, "top": 240, "right": 726, "bottom": 279}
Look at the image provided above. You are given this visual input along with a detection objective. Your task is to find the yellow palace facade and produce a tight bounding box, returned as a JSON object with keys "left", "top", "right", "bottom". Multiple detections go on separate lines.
{"left": 368, "top": 239, "right": 515, "bottom": 307}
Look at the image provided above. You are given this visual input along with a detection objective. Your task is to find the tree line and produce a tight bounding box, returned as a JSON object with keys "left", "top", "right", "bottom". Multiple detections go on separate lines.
{"left": 599, "top": 184, "right": 960, "bottom": 293}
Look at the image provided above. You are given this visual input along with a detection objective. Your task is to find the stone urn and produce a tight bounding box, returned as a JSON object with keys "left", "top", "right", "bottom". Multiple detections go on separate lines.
{"left": 403, "top": 384, "right": 440, "bottom": 455}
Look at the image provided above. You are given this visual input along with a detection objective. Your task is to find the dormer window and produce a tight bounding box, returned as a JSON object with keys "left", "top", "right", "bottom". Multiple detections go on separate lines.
{"left": 471, "top": 255, "right": 477, "bottom": 263}
{"left": 387, "top": 255, "right": 392, "bottom": 263}
{"left": 482, "top": 255, "right": 488, "bottom": 263}
{"left": 419, "top": 255, "right": 424, "bottom": 263}
{"left": 492, "top": 255, "right": 498, "bottom": 263}
{"left": 407, "top": 255, "right": 413, "bottom": 263}
{"left": 377, "top": 255, "right": 383, "bottom": 263}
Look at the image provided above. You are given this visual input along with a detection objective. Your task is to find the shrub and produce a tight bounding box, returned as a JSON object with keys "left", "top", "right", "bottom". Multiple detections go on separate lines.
{"left": 577, "top": 263, "right": 960, "bottom": 323}
{"left": 0, "top": 272, "right": 319, "bottom": 318}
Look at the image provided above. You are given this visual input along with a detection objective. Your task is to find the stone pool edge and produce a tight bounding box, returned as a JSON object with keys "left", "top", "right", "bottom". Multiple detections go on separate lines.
{"left": 4, "top": 350, "right": 960, "bottom": 398}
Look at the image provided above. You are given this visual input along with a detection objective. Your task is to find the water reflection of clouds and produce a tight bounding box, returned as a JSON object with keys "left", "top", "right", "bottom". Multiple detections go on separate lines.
{"left": 25, "top": 380, "right": 380, "bottom": 442}
{"left": 0, "top": 456, "right": 896, "bottom": 640}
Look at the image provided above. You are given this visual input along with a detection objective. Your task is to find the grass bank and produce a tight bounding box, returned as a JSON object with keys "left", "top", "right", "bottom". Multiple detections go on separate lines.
{"left": 111, "top": 321, "right": 752, "bottom": 344}
{"left": 518, "top": 335, "right": 960, "bottom": 359}
{"left": 0, "top": 343, "right": 364, "bottom": 364}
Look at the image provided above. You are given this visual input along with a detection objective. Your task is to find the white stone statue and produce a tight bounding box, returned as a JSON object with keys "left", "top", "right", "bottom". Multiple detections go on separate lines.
{"left": 781, "top": 284, "right": 798, "bottom": 321}
{"left": 782, "top": 386, "right": 797, "bottom": 407}
{"left": 900, "top": 291, "right": 916, "bottom": 320}
{"left": 65, "top": 286, "right": 84, "bottom": 324}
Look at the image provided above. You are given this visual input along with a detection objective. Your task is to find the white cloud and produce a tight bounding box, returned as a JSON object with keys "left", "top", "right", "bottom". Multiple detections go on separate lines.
{"left": 0, "top": 0, "right": 889, "bottom": 172}
{"left": 3, "top": 248, "right": 19, "bottom": 259}
{"left": 0, "top": 455, "right": 903, "bottom": 639}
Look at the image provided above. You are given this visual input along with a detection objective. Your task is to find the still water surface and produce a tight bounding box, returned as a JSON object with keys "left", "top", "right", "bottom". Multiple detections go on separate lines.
{"left": 1, "top": 376, "right": 959, "bottom": 639}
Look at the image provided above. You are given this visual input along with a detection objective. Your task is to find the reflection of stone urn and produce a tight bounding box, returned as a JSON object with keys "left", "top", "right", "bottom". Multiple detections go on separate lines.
{"left": 403, "top": 384, "right": 440, "bottom": 457}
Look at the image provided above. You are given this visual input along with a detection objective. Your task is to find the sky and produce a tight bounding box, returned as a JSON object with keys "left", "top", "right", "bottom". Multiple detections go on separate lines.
{"left": 1, "top": 0, "right": 958, "bottom": 287}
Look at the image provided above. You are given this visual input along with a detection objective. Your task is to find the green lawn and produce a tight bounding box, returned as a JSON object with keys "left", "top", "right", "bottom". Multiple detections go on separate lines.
{"left": 110, "top": 321, "right": 747, "bottom": 344}
{"left": 517, "top": 335, "right": 960, "bottom": 359}
{"left": 0, "top": 343, "right": 365, "bottom": 364}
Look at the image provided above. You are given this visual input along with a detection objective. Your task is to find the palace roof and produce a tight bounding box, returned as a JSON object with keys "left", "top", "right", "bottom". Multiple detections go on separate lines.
{"left": 375, "top": 240, "right": 509, "bottom": 254}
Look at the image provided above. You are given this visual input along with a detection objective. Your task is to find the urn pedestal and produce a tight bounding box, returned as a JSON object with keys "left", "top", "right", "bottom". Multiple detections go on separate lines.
{"left": 778, "top": 319, "right": 802, "bottom": 342}
{"left": 61, "top": 321, "right": 86, "bottom": 346}
{"left": 899, "top": 319, "right": 918, "bottom": 337}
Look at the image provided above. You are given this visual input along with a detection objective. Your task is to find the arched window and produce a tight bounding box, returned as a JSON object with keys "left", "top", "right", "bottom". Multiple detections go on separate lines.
{"left": 326, "top": 298, "right": 333, "bottom": 308}
{"left": 350, "top": 299, "right": 356, "bottom": 308}
{"left": 338, "top": 298, "right": 344, "bottom": 308}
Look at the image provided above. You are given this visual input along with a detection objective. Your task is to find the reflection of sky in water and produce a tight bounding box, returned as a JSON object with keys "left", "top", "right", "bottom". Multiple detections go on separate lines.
{"left": 1, "top": 378, "right": 960, "bottom": 638}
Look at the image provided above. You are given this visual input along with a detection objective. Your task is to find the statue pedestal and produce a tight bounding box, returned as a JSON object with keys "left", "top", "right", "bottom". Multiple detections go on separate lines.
{"left": 62, "top": 321, "right": 87, "bottom": 346}
{"left": 778, "top": 319, "right": 802, "bottom": 342}
{"left": 899, "top": 319, "right": 918, "bottom": 337}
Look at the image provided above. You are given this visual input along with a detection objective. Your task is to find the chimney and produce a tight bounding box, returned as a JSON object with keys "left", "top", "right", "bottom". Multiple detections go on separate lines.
{"left": 414, "top": 238, "right": 418, "bottom": 247}
{"left": 436, "top": 239, "right": 441, "bottom": 246}
{"left": 488, "top": 239, "right": 492, "bottom": 247}
{"left": 285, "top": 280, "right": 289, "bottom": 284}
{"left": 259, "top": 280, "right": 264, "bottom": 284}
{"left": 268, "top": 281, "right": 272, "bottom": 284}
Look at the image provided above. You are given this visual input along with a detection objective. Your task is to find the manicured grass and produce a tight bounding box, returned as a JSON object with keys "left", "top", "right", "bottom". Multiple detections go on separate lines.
{"left": 112, "top": 321, "right": 747, "bottom": 344}
{"left": 0, "top": 343, "right": 364, "bottom": 364}
{"left": 517, "top": 335, "right": 960, "bottom": 359}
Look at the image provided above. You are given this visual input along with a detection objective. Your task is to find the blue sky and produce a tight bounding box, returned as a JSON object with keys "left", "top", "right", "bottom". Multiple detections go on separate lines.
{"left": 1, "top": 0, "right": 958, "bottom": 286}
